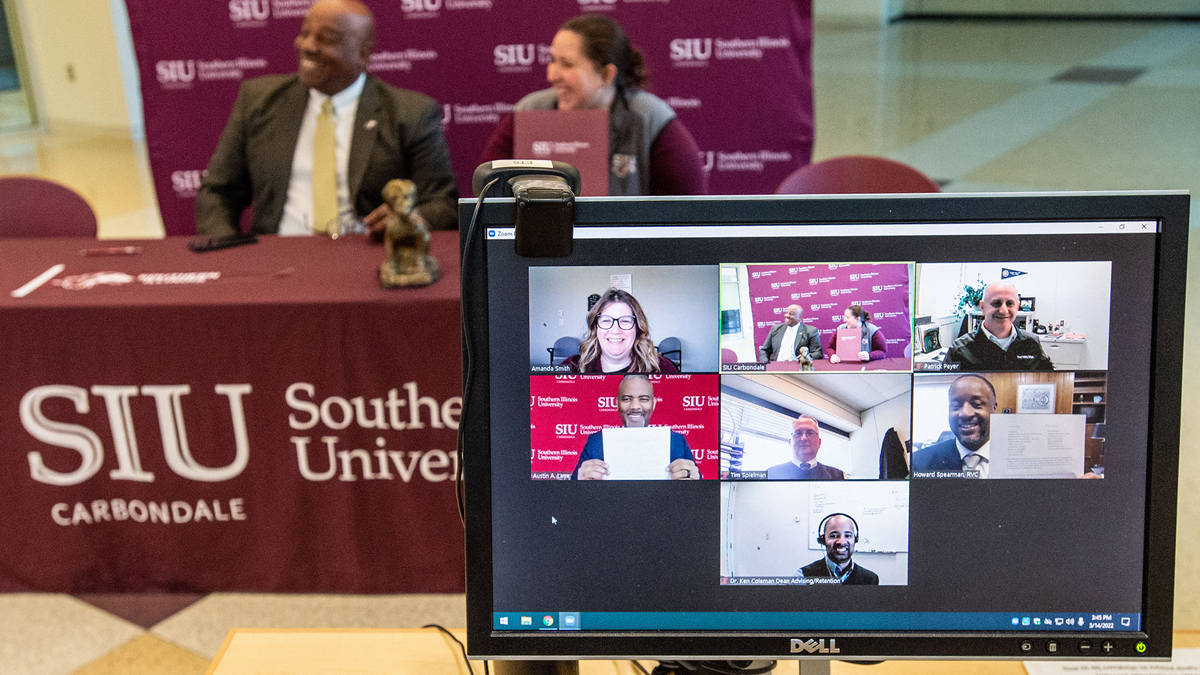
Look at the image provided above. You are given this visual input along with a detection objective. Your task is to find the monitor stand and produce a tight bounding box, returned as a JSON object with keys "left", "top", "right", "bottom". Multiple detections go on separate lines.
{"left": 493, "top": 661, "right": 833, "bottom": 674}
{"left": 493, "top": 662, "right": 578, "bottom": 675}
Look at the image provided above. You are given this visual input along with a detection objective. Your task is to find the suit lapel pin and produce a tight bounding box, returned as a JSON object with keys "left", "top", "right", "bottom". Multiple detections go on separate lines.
{"left": 364, "top": 120, "right": 377, "bottom": 130}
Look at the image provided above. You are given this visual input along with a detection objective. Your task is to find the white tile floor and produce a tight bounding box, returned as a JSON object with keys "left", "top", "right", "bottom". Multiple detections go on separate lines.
{"left": 3, "top": 15, "right": 1200, "bottom": 675}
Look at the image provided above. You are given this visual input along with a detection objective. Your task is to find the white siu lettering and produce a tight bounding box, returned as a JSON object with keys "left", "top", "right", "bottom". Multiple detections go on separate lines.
{"left": 20, "top": 384, "right": 252, "bottom": 486}
{"left": 291, "top": 435, "right": 457, "bottom": 482}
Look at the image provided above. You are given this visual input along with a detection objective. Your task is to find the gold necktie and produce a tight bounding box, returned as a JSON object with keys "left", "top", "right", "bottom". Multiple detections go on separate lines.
{"left": 312, "top": 99, "right": 338, "bottom": 235}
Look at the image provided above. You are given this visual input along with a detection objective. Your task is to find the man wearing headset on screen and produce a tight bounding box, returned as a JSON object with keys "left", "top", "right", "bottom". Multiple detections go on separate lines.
{"left": 799, "top": 513, "right": 879, "bottom": 585}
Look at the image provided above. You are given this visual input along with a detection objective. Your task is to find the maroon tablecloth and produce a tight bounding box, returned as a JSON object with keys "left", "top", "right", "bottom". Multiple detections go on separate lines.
{"left": 0, "top": 234, "right": 464, "bottom": 593}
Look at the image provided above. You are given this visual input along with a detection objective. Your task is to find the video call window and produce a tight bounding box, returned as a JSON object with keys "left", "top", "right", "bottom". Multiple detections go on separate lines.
{"left": 529, "top": 265, "right": 719, "bottom": 374}
{"left": 913, "top": 261, "right": 1111, "bottom": 373}
{"left": 719, "top": 262, "right": 913, "bottom": 373}
{"left": 911, "top": 372, "right": 1105, "bottom": 479}
{"left": 720, "top": 481, "right": 910, "bottom": 586}
{"left": 530, "top": 374, "right": 720, "bottom": 480}
{"left": 720, "top": 373, "right": 911, "bottom": 481}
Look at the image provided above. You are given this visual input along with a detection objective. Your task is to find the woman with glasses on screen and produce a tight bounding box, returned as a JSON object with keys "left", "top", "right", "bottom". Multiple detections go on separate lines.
{"left": 564, "top": 289, "right": 679, "bottom": 374}
{"left": 827, "top": 304, "right": 889, "bottom": 364}
{"left": 479, "top": 15, "right": 706, "bottom": 196}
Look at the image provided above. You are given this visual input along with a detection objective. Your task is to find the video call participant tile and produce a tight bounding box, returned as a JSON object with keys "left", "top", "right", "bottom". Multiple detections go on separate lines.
{"left": 912, "top": 261, "right": 1111, "bottom": 373}
{"left": 719, "top": 262, "right": 913, "bottom": 373}
{"left": 719, "top": 373, "right": 911, "bottom": 481}
{"left": 530, "top": 374, "right": 719, "bottom": 480}
{"left": 720, "top": 481, "right": 910, "bottom": 586}
{"left": 529, "top": 265, "right": 719, "bottom": 374}
{"left": 911, "top": 372, "right": 1105, "bottom": 479}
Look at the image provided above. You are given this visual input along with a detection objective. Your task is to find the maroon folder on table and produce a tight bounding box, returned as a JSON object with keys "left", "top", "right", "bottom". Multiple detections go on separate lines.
{"left": 836, "top": 326, "right": 865, "bottom": 361}
{"left": 514, "top": 108, "right": 609, "bottom": 196}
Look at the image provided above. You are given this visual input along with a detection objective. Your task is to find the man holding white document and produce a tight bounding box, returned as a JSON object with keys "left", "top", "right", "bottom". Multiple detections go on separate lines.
{"left": 911, "top": 374, "right": 1101, "bottom": 479}
{"left": 571, "top": 375, "right": 701, "bottom": 480}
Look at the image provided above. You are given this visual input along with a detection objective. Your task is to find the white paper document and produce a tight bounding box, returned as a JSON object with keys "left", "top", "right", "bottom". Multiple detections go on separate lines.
{"left": 1025, "top": 647, "right": 1200, "bottom": 674}
{"left": 989, "top": 414, "right": 1085, "bottom": 479}
{"left": 602, "top": 427, "right": 671, "bottom": 480}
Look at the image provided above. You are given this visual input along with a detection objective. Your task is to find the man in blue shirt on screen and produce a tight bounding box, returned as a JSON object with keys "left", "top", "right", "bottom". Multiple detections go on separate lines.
{"left": 571, "top": 375, "right": 701, "bottom": 480}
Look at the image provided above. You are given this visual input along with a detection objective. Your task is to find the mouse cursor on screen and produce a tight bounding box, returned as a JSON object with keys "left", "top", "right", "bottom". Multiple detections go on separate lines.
{"left": 551, "top": 517, "right": 557, "bottom": 525}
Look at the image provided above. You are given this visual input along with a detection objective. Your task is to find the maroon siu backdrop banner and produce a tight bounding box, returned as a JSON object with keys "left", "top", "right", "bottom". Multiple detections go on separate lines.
{"left": 745, "top": 263, "right": 913, "bottom": 358}
{"left": 124, "top": 0, "right": 814, "bottom": 235}
{"left": 530, "top": 374, "right": 720, "bottom": 480}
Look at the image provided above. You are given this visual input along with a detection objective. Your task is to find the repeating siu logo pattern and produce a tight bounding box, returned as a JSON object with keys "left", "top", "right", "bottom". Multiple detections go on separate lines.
{"left": 156, "top": 58, "right": 268, "bottom": 90}
{"left": 401, "top": 0, "right": 494, "bottom": 19}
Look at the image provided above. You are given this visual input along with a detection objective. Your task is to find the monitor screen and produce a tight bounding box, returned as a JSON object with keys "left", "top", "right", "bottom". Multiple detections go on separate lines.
{"left": 460, "top": 192, "right": 1186, "bottom": 662}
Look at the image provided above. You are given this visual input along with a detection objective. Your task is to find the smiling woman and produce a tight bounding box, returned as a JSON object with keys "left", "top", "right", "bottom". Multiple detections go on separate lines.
{"left": 562, "top": 288, "right": 678, "bottom": 374}
{"left": 479, "top": 14, "right": 707, "bottom": 196}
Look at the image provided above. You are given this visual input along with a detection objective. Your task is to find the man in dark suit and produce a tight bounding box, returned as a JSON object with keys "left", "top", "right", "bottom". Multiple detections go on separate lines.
{"left": 766, "top": 416, "right": 845, "bottom": 480}
{"left": 911, "top": 374, "right": 1103, "bottom": 480}
{"left": 758, "top": 304, "right": 823, "bottom": 363}
{"left": 911, "top": 374, "right": 995, "bottom": 477}
{"left": 196, "top": 0, "right": 457, "bottom": 237}
{"left": 798, "top": 513, "right": 879, "bottom": 585}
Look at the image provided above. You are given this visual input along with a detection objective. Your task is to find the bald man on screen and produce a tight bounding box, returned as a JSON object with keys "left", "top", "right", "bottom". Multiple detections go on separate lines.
{"left": 766, "top": 416, "right": 845, "bottom": 480}
{"left": 944, "top": 281, "right": 1052, "bottom": 371}
{"left": 759, "top": 305, "right": 823, "bottom": 363}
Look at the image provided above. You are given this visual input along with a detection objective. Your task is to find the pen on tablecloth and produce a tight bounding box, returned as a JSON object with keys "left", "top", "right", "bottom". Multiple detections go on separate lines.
{"left": 11, "top": 264, "right": 66, "bottom": 298}
{"left": 80, "top": 246, "right": 144, "bottom": 257}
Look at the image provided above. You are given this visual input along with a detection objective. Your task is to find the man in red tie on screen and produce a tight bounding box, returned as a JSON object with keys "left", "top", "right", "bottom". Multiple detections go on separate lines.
{"left": 196, "top": 0, "right": 457, "bottom": 237}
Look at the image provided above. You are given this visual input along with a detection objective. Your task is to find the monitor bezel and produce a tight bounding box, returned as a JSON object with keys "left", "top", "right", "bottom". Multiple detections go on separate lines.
{"left": 459, "top": 191, "right": 1187, "bottom": 661}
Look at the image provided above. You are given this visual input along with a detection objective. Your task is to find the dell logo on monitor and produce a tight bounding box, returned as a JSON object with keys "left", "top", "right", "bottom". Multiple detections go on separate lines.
{"left": 791, "top": 638, "right": 840, "bottom": 654}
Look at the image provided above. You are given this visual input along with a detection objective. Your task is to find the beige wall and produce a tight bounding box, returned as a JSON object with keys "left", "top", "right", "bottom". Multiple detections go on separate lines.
{"left": 1175, "top": 237, "right": 1200, "bottom": 629}
{"left": 13, "top": 0, "right": 129, "bottom": 132}
{"left": 814, "top": 0, "right": 903, "bottom": 24}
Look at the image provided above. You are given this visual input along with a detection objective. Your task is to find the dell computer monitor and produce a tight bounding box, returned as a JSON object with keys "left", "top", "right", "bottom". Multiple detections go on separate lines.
{"left": 460, "top": 191, "right": 1187, "bottom": 663}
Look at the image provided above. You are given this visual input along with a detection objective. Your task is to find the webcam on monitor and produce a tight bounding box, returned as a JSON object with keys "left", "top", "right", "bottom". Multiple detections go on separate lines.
{"left": 473, "top": 160, "right": 581, "bottom": 258}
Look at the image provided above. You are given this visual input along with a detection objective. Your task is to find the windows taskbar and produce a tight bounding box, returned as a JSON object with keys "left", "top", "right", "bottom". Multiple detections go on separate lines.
{"left": 492, "top": 612, "right": 1141, "bottom": 632}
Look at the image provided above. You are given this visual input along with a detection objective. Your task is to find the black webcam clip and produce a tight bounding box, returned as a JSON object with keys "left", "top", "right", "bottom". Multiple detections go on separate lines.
{"left": 472, "top": 160, "right": 582, "bottom": 258}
